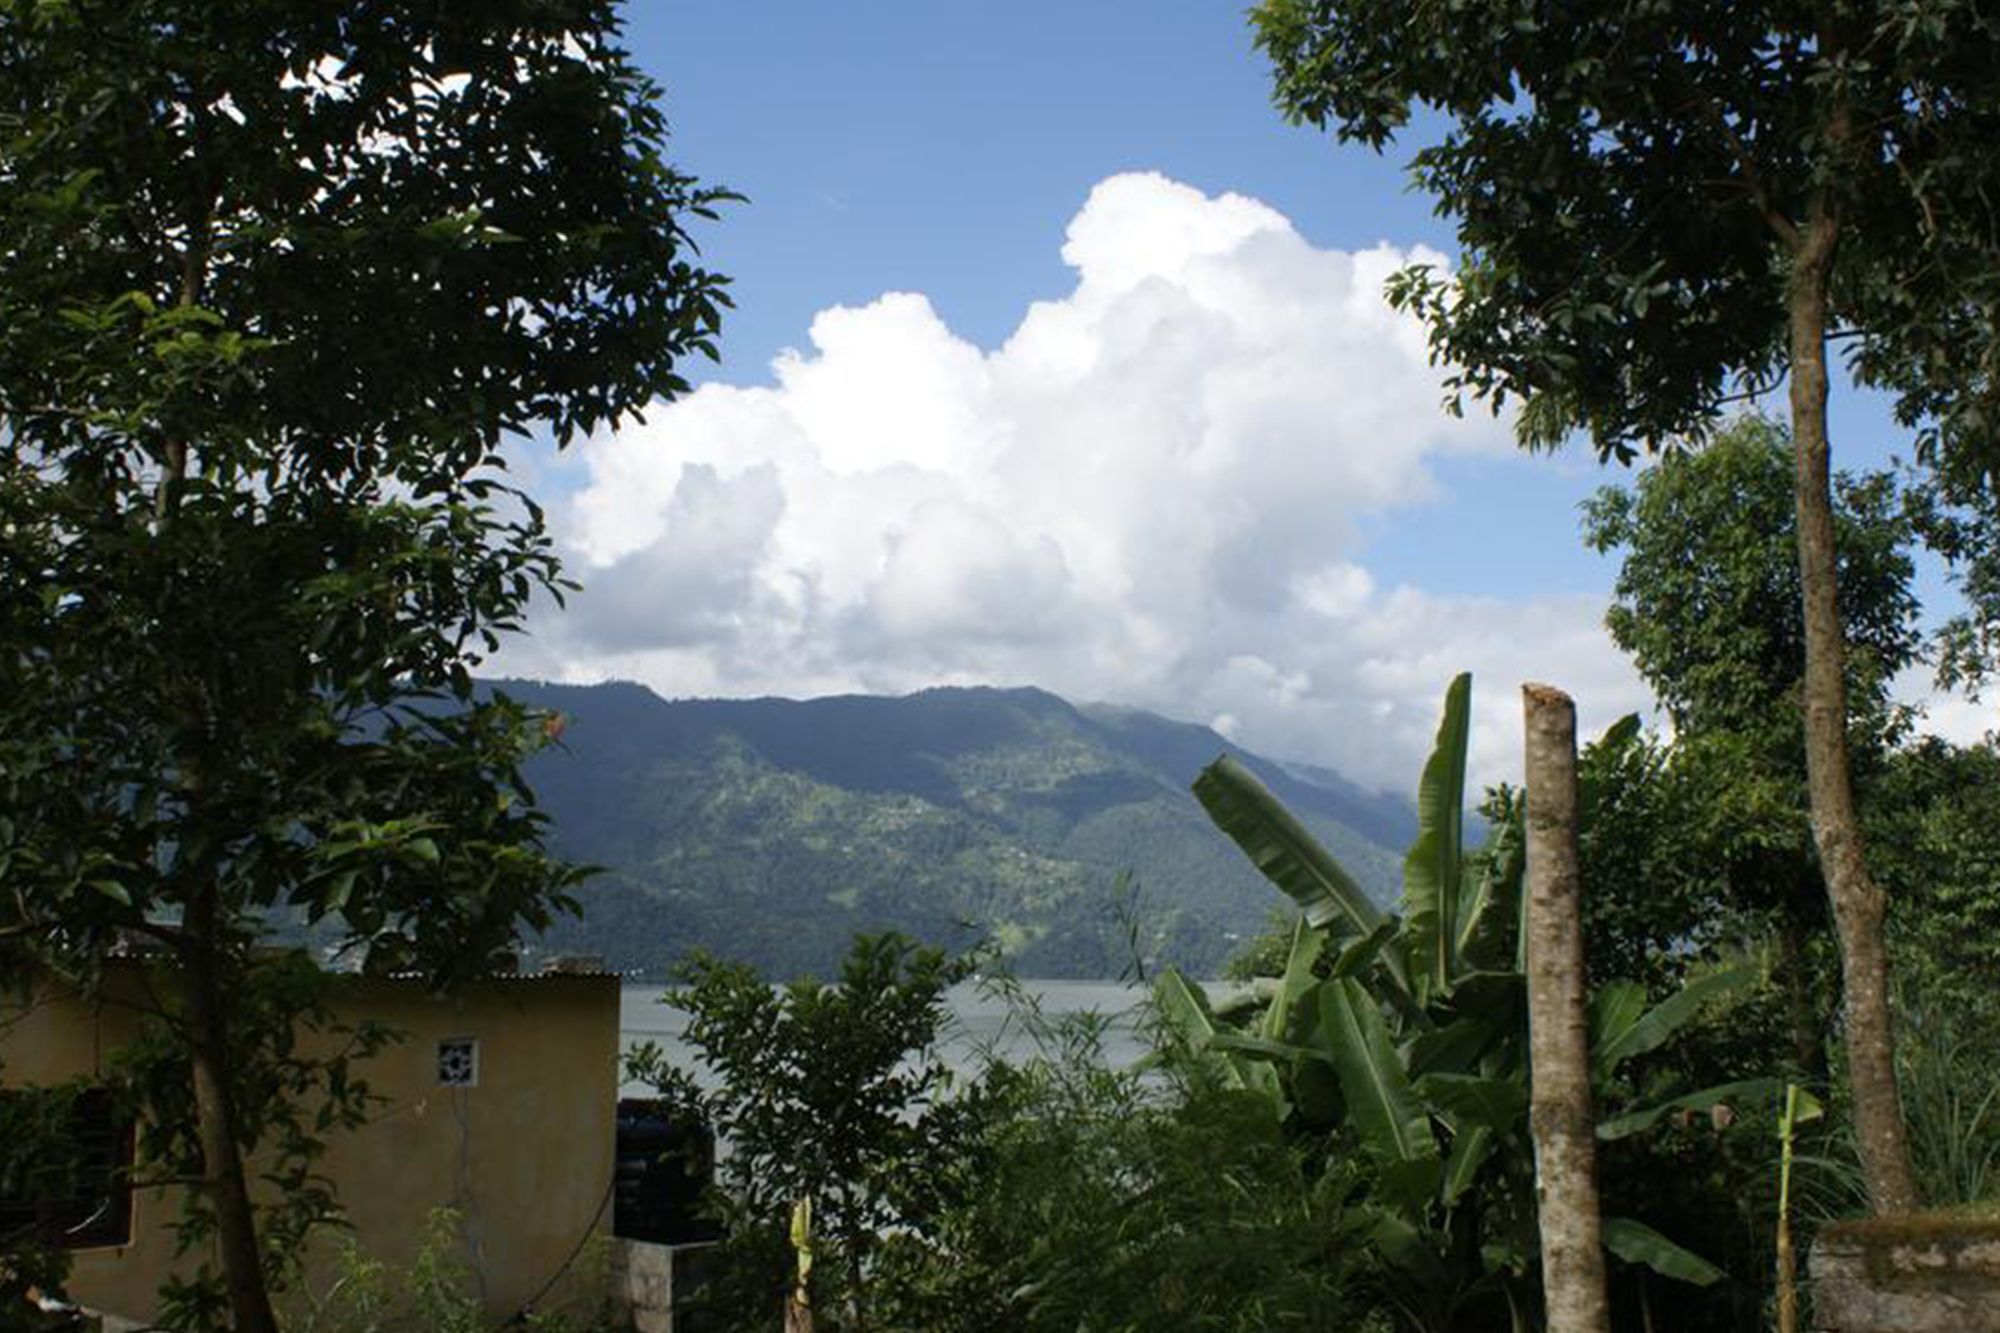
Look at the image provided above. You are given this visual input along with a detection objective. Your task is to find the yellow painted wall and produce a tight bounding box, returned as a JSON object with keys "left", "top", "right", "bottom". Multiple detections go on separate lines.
{"left": 0, "top": 963, "right": 619, "bottom": 1324}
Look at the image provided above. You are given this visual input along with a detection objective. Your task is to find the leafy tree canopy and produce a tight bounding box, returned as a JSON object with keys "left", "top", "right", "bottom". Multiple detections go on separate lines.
{"left": 0, "top": 2, "right": 730, "bottom": 1325}
{"left": 1581, "top": 414, "right": 1920, "bottom": 750}
{"left": 1252, "top": 0, "right": 1994, "bottom": 1211}
{"left": 1256, "top": 0, "right": 2000, "bottom": 472}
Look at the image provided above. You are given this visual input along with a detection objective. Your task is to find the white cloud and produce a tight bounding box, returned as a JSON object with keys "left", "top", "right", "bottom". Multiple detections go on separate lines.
{"left": 508, "top": 172, "right": 1651, "bottom": 788}
{"left": 1894, "top": 667, "right": 1996, "bottom": 748}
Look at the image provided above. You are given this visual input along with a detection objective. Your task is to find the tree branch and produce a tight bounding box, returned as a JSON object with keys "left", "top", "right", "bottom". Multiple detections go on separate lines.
{"left": 1702, "top": 98, "right": 1802, "bottom": 248}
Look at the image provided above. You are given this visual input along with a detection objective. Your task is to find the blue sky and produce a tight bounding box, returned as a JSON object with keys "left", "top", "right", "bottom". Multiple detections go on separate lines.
{"left": 504, "top": 2, "right": 1979, "bottom": 786}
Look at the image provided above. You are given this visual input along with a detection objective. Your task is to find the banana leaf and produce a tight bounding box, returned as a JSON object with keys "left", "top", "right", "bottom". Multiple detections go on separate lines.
{"left": 1260, "top": 916, "right": 1327, "bottom": 1043}
{"left": 1602, "top": 1216, "right": 1724, "bottom": 1286}
{"left": 1589, "top": 980, "right": 1648, "bottom": 1057}
{"left": 1192, "top": 756, "right": 1401, "bottom": 984}
{"left": 1155, "top": 969, "right": 1284, "bottom": 1107}
{"left": 1594, "top": 962, "right": 1756, "bottom": 1077}
{"left": 1453, "top": 811, "right": 1522, "bottom": 976}
{"left": 1407, "top": 1016, "right": 1503, "bottom": 1080}
{"left": 1404, "top": 672, "right": 1471, "bottom": 1000}
{"left": 1414, "top": 1072, "right": 1529, "bottom": 1134}
{"left": 1440, "top": 1122, "right": 1497, "bottom": 1208}
{"left": 1596, "top": 1077, "right": 1780, "bottom": 1140}
{"left": 1208, "top": 1030, "right": 1335, "bottom": 1065}
{"left": 1330, "top": 919, "right": 1399, "bottom": 980}
{"left": 1320, "top": 978, "right": 1440, "bottom": 1205}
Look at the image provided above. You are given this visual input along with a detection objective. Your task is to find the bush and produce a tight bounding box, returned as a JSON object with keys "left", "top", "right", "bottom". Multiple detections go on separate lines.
{"left": 630, "top": 939, "right": 1379, "bottom": 1332}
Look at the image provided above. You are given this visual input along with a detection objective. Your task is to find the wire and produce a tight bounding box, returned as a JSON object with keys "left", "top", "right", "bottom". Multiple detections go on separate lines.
{"left": 505, "top": 1169, "right": 617, "bottom": 1326}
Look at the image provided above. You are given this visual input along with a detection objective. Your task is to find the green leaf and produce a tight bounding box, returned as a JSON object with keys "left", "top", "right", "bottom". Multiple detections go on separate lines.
{"left": 1414, "top": 1072, "right": 1528, "bottom": 1133}
{"left": 1330, "top": 920, "right": 1398, "bottom": 981}
{"left": 1319, "top": 978, "right": 1439, "bottom": 1187}
{"left": 1440, "top": 1122, "right": 1496, "bottom": 1207}
{"left": 1602, "top": 1216, "right": 1724, "bottom": 1286}
{"left": 1156, "top": 970, "right": 1284, "bottom": 1106}
{"left": 89, "top": 879, "right": 131, "bottom": 907}
{"left": 1155, "top": 969, "right": 1220, "bottom": 1046}
{"left": 1407, "top": 1016, "right": 1502, "bottom": 1079}
{"left": 1783, "top": 1084, "right": 1825, "bottom": 1130}
{"left": 1597, "top": 1078, "right": 1780, "bottom": 1140}
{"left": 321, "top": 870, "right": 358, "bottom": 916}
{"left": 1260, "top": 917, "right": 1326, "bottom": 1043}
{"left": 1209, "top": 1030, "right": 1335, "bottom": 1065}
{"left": 1595, "top": 963, "right": 1756, "bottom": 1076}
{"left": 1193, "top": 755, "right": 1388, "bottom": 942}
{"left": 1589, "top": 980, "right": 1648, "bottom": 1063}
{"left": 1453, "top": 811, "right": 1521, "bottom": 975}
{"left": 1365, "top": 1207, "right": 1453, "bottom": 1288}
{"left": 1404, "top": 672, "right": 1470, "bottom": 999}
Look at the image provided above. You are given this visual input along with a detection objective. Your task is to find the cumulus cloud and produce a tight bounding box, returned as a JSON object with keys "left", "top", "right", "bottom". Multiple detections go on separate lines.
{"left": 509, "top": 172, "right": 1652, "bottom": 787}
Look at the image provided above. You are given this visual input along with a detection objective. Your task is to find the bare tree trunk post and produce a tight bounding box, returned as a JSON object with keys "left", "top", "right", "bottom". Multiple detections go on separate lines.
{"left": 1522, "top": 683, "right": 1612, "bottom": 1333}
{"left": 1787, "top": 170, "right": 1920, "bottom": 1214}
{"left": 182, "top": 891, "right": 280, "bottom": 1333}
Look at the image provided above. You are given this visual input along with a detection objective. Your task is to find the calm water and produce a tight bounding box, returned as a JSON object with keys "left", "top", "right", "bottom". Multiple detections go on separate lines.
{"left": 617, "top": 979, "right": 1194, "bottom": 1096}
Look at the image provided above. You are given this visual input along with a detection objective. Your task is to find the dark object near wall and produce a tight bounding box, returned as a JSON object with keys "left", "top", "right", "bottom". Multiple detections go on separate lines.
{"left": 613, "top": 1099, "right": 720, "bottom": 1245}
{"left": 0, "top": 1088, "right": 132, "bottom": 1250}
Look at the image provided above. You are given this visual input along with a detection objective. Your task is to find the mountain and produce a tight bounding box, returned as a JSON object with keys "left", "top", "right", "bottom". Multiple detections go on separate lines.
{"left": 496, "top": 680, "right": 1414, "bottom": 980}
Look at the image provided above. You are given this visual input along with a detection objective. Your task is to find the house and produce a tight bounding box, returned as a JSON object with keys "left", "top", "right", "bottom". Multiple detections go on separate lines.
{"left": 0, "top": 956, "right": 620, "bottom": 1327}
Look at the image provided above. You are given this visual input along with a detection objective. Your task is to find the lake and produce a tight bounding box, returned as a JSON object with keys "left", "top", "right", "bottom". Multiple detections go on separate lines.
{"left": 617, "top": 978, "right": 1197, "bottom": 1095}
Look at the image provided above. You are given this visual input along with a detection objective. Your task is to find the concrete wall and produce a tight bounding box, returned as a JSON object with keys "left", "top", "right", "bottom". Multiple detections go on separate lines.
{"left": 1811, "top": 1216, "right": 2000, "bottom": 1333}
{"left": 613, "top": 1239, "right": 719, "bottom": 1333}
{"left": 0, "top": 962, "right": 619, "bottom": 1325}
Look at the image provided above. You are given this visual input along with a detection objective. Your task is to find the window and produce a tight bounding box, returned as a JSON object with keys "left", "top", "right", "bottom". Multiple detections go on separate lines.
{"left": 436, "top": 1037, "right": 478, "bottom": 1088}
{"left": 0, "top": 1087, "right": 134, "bottom": 1250}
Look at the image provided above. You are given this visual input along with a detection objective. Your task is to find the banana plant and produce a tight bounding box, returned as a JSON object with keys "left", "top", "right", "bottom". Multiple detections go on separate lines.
{"left": 1158, "top": 673, "right": 1771, "bottom": 1332}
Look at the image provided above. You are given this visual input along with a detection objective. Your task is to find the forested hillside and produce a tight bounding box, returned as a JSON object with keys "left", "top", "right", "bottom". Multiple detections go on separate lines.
{"left": 499, "top": 680, "right": 1411, "bottom": 977}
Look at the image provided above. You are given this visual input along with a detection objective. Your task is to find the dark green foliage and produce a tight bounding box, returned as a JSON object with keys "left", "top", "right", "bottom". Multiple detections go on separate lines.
{"left": 0, "top": 1071, "right": 87, "bottom": 1320}
{"left": 1579, "top": 416, "right": 1920, "bottom": 749}
{"left": 0, "top": 1, "right": 728, "bottom": 1321}
{"left": 628, "top": 934, "right": 985, "bottom": 1332}
{"left": 1167, "top": 676, "right": 1762, "bottom": 1333}
{"left": 1874, "top": 738, "right": 2000, "bottom": 1047}
{"left": 887, "top": 1043, "right": 1376, "bottom": 1333}
{"left": 502, "top": 680, "right": 1407, "bottom": 979}
{"left": 635, "top": 940, "right": 1378, "bottom": 1333}
{"left": 1907, "top": 479, "right": 2000, "bottom": 696}
{"left": 1576, "top": 416, "right": 1925, "bottom": 1074}
{"left": 1254, "top": 0, "right": 2000, "bottom": 1217}
{"left": 1255, "top": 0, "right": 2000, "bottom": 473}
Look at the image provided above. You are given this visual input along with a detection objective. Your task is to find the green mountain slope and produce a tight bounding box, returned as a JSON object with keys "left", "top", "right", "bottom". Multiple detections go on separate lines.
{"left": 498, "top": 680, "right": 1411, "bottom": 979}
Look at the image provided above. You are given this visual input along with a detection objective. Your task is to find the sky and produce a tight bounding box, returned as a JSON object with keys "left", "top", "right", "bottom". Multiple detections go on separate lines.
{"left": 498, "top": 2, "right": 1990, "bottom": 790}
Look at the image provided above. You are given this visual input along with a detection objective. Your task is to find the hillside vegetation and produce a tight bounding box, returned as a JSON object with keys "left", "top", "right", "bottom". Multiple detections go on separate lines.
{"left": 500, "top": 680, "right": 1410, "bottom": 977}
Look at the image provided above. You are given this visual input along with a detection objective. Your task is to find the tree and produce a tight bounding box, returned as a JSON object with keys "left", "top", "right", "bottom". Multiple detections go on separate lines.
{"left": 1254, "top": 0, "right": 2000, "bottom": 1213}
{"left": 1521, "top": 684, "right": 1611, "bottom": 1333}
{"left": 0, "top": 3, "right": 730, "bottom": 1328}
{"left": 1872, "top": 737, "right": 2000, "bottom": 1036}
{"left": 1578, "top": 415, "right": 1920, "bottom": 1082}
{"left": 1160, "top": 675, "right": 1754, "bottom": 1333}
{"left": 628, "top": 935, "right": 984, "bottom": 1333}
{"left": 1581, "top": 417, "right": 1919, "bottom": 754}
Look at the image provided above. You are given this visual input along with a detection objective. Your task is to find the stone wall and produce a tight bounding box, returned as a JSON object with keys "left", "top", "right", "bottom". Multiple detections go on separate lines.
{"left": 1811, "top": 1216, "right": 2000, "bottom": 1333}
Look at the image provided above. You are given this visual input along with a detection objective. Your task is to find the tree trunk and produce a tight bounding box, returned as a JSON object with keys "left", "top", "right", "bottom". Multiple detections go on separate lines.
{"left": 1786, "top": 204, "right": 1921, "bottom": 1215}
{"left": 181, "top": 891, "right": 280, "bottom": 1333}
{"left": 1522, "top": 684, "right": 1612, "bottom": 1333}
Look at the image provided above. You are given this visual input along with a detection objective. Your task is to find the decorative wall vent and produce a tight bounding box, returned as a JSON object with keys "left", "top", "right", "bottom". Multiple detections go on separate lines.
{"left": 437, "top": 1037, "right": 479, "bottom": 1088}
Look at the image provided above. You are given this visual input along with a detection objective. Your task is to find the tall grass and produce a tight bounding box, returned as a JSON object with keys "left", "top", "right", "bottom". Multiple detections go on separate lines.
{"left": 1897, "top": 1004, "right": 2000, "bottom": 1208}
